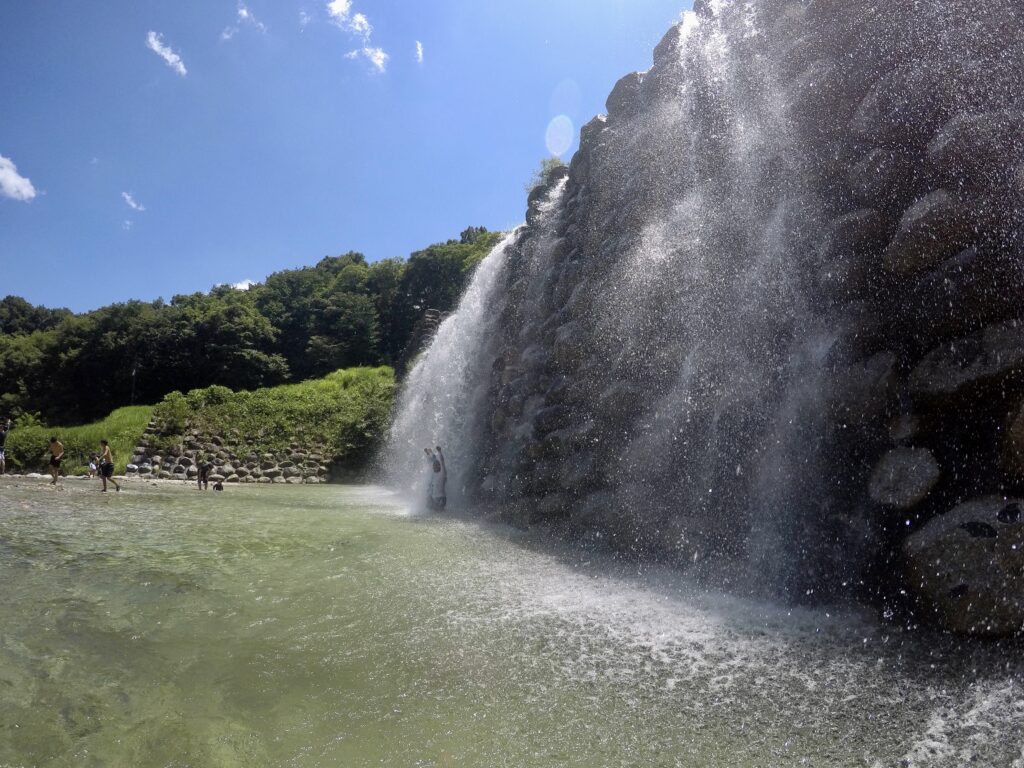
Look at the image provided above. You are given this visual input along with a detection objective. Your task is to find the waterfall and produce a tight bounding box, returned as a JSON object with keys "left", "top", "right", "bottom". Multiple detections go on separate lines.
{"left": 388, "top": 0, "right": 1024, "bottom": 607}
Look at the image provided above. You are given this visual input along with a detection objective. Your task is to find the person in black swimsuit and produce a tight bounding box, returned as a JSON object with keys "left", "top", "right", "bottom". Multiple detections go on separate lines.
{"left": 198, "top": 458, "right": 211, "bottom": 490}
{"left": 48, "top": 436, "right": 64, "bottom": 485}
{"left": 98, "top": 439, "right": 121, "bottom": 492}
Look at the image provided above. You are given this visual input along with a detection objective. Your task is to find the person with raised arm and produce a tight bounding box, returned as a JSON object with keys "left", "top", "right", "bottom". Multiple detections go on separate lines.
{"left": 424, "top": 445, "right": 447, "bottom": 511}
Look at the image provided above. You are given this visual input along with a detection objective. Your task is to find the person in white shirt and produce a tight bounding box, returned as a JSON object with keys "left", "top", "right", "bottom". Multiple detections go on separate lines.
{"left": 424, "top": 446, "right": 447, "bottom": 510}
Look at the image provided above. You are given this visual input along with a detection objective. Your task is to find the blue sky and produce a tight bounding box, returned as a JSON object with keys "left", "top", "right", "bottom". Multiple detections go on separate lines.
{"left": 0, "top": 0, "right": 689, "bottom": 312}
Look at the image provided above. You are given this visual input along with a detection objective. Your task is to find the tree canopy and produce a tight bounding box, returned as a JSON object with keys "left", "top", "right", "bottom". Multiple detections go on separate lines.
{"left": 0, "top": 226, "right": 501, "bottom": 424}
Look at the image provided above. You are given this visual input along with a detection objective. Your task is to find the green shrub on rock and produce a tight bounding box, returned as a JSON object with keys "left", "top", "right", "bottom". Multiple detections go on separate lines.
{"left": 151, "top": 367, "right": 395, "bottom": 471}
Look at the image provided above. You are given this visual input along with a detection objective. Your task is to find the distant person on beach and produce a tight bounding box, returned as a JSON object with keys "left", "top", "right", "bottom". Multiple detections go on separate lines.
{"left": 48, "top": 437, "right": 64, "bottom": 485}
{"left": 424, "top": 445, "right": 447, "bottom": 510}
{"left": 213, "top": 480, "right": 224, "bottom": 491}
{"left": 0, "top": 419, "right": 10, "bottom": 475}
{"left": 98, "top": 440, "right": 121, "bottom": 493}
{"left": 198, "top": 458, "right": 211, "bottom": 490}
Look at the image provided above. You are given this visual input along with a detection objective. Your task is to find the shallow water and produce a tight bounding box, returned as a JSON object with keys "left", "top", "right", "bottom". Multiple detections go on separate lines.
{"left": 0, "top": 478, "right": 1021, "bottom": 767}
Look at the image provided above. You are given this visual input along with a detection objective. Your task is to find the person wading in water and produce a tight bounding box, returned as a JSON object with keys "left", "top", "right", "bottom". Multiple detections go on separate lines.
{"left": 0, "top": 419, "right": 10, "bottom": 475}
{"left": 47, "top": 436, "right": 64, "bottom": 485}
{"left": 423, "top": 446, "right": 447, "bottom": 510}
{"left": 98, "top": 439, "right": 121, "bottom": 492}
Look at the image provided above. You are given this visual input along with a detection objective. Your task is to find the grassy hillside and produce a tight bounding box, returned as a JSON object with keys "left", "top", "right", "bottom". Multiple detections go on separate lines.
{"left": 4, "top": 406, "right": 153, "bottom": 475}
{"left": 150, "top": 366, "right": 395, "bottom": 469}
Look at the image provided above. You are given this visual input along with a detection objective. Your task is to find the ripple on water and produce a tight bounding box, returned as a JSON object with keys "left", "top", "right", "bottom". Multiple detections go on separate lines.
{"left": 1, "top": 478, "right": 1023, "bottom": 767}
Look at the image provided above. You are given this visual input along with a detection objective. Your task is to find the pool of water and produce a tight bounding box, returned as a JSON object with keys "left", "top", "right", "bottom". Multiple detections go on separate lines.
{"left": 1, "top": 477, "right": 1022, "bottom": 767}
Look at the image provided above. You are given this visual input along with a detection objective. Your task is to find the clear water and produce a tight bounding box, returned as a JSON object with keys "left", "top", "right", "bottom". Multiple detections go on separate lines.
{"left": 1, "top": 478, "right": 1022, "bottom": 767}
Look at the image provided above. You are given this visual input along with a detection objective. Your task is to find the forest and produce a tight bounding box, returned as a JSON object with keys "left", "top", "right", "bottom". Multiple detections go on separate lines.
{"left": 0, "top": 226, "right": 500, "bottom": 424}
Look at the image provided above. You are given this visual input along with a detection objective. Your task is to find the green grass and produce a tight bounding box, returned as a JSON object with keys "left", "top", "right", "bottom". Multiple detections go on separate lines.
{"left": 151, "top": 367, "right": 395, "bottom": 467}
{"left": 4, "top": 406, "right": 153, "bottom": 475}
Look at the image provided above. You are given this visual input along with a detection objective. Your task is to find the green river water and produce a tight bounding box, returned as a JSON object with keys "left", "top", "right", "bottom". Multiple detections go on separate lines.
{"left": 1, "top": 477, "right": 1022, "bottom": 767}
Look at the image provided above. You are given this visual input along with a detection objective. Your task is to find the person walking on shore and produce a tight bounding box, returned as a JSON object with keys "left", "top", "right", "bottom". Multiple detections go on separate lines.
{"left": 98, "top": 440, "right": 121, "bottom": 492}
{"left": 0, "top": 419, "right": 10, "bottom": 475}
{"left": 48, "top": 436, "right": 64, "bottom": 485}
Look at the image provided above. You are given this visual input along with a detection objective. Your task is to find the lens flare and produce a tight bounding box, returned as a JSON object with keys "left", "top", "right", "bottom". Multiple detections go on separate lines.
{"left": 545, "top": 115, "right": 575, "bottom": 157}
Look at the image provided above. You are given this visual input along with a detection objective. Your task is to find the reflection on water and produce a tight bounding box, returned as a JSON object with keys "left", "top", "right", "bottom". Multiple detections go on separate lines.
{"left": 1, "top": 477, "right": 1022, "bottom": 767}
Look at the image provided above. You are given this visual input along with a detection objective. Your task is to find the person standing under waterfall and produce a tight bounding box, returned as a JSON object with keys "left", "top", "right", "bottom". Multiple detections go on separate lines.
{"left": 423, "top": 446, "right": 447, "bottom": 510}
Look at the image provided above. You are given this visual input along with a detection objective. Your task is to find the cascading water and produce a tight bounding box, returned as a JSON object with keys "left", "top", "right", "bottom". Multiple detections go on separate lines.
{"left": 386, "top": 181, "right": 568, "bottom": 506}
{"left": 389, "top": 0, "right": 1024, "bottom": 623}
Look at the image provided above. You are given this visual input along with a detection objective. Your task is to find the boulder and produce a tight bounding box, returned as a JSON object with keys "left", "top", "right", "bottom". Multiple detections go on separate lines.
{"left": 303, "top": 476, "right": 321, "bottom": 484}
{"left": 186, "top": 466, "right": 198, "bottom": 479}
{"left": 225, "top": 475, "right": 240, "bottom": 483}
{"left": 260, "top": 460, "right": 277, "bottom": 470}
{"left": 126, "top": 464, "right": 139, "bottom": 474}
{"left": 209, "top": 474, "right": 225, "bottom": 483}
{"left": 178, "top": 456, "right": 193, "bottom": 468}
{"left": 909, "top": 318, "right": 1024, "bottom": 402}
{"left": 534, "top": 405, "right": 573, "bottom": 434}
{"left": 263, "top": 469, "right": 282, "bottom": 480}
{"left": 606, "top": 71, "right": 645, "bottom": 120}
{"left": 847, "top": 147, "right": 918, "bottom": 209}
{"left": 137, "top": 465, "right": 152, "bottom": 475}
{"left": 928, "top": 110, "right": 1024, "bottom": 188}
{"left": 905, "top": 496, "right": 1024, "bottom": 636}
{"left": 881, "top": 190, "right": 975, "bottom": 276}
{"left": 817, "top": 208, "right": 892, "bottom": 295}
{"left": 889, "top": 413, "right": 920, "bottom": 444}
{"left": 868, "top": 448, "right": 941, "bottom": 509}
{"left": 827, "top": 352, "right": 897, "bottom": 430}
{"left": 257, "top": 477, "right": 272, "bottom": 484}
{"left": 1005, "top": 401, "right": 1024, "bottom": 479}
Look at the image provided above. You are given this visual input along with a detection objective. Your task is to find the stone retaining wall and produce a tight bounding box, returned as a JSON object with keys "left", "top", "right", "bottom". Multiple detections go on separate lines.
{"left": 127, "top": 422, "right": 331, "bottom": 485}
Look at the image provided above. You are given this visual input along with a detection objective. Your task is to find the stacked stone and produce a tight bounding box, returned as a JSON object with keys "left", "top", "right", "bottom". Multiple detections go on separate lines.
{"left": 464, "top": 0, "right": 1023, "bottom": 634}
{"left": 127, "top": 430, "right": 331, "bottom": 485}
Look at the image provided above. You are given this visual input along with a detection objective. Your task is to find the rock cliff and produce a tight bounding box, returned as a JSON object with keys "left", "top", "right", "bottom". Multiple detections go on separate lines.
{"left": 390, "top": 0, "right": 1024, "bottom": 634}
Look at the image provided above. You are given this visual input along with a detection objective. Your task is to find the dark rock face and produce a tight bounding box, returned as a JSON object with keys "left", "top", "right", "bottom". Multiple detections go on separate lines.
{"left": 905, "top": 497, "right": 1024, "bottom": 636}
{"left": 389, "top": 0, "right": 1024, "bottom": 634}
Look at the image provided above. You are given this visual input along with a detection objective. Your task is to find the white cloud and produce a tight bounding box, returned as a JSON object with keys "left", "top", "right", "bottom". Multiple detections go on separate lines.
{"left": 299, "top": 10, "right": 313, "bottom": 27}
{"left": 415, "top": 40, "right": 424, "bottom": 64}
{"left": 223, "top": 3, "right": 267, "bottom": 39}
{"left": 348, "top": 12, "right": 371, "bottom": 39}
{"left": 327, "top": 0, "right": 387, "bottom": 68}
{"left": 346, "top": 46, "right": 389, "bottom": 73}
{"left": 122, "top": 192, "right": 146, "bottom": 211}
{"left": 146, "top": 31, "right": 187, "bottom": 76}
{"left": 231, "top": 279, "right": 256, "bottom": 291}
{"left": 0, "top": 155, "right": 37, "bottom": 202}
{"left": 326, "top": 0, "right": 352, "bottom": 23}
{"left": 123, "top": 220, "right": 133, "bottom": 231}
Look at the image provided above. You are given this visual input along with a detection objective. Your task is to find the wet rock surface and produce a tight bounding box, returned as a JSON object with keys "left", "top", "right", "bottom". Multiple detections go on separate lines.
{"left": 905, "top": 497, "right": 1024, "bottom": 636}
{"left": 389, "top": 0, "right": 1024, "bottom": 635}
